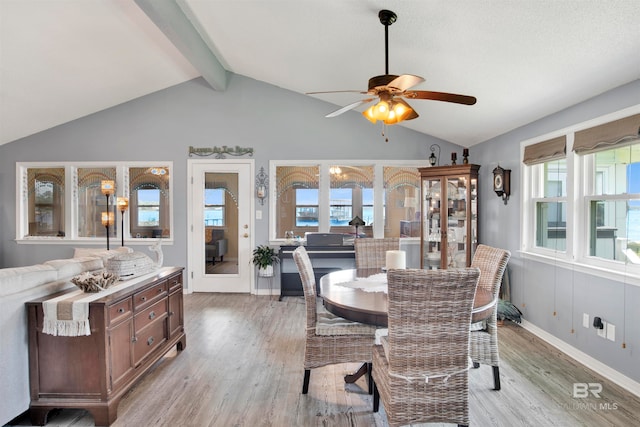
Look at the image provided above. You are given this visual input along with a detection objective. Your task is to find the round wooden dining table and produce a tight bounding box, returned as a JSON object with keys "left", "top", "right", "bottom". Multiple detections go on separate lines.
{"left": 319, "top": 268, "right": 496, "bottom": 385}
{"left": 319, "top": 268, "right": 497, "bottom": 328}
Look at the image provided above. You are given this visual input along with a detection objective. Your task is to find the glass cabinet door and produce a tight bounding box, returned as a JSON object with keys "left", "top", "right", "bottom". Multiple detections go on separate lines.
{"left": 420, "top": 164, "right": 480, "bottom": 270}
{"left": 423, "top": 177, "right": 443, "bottom": 269}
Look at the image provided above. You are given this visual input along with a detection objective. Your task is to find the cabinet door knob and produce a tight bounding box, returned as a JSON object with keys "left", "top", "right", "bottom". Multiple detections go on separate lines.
{"left": 169, "top": 311, "right": 174, "bottom": 316}
{"left": 147, "top": 336, "right": 154, "bottom": 346}
{"left": 118, "top": 307, "right": 125, "bottom": 313}
{"left": 149, "top": 311, "right": 155, "bottom": 320}
{"left": 157, "top": 288, "right": 163, "bottom": 293}
{"left": 140, "top": 296, "right": 147, "bottom": 302}
{"left": 132, "top": 336, "right": 138, "bottom": 343}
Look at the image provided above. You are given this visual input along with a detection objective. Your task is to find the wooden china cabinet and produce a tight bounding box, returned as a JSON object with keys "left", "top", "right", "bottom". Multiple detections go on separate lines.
{"left": 419, "top": 164, "right": 480, "bottom": 270}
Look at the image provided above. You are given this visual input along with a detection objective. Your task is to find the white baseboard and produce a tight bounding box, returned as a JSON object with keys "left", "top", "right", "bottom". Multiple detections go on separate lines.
{"left": 520, "top": 320, "right": 640, "bottom": 398}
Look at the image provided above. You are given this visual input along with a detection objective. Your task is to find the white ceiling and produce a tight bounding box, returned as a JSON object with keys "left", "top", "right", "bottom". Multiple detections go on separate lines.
{"left": 1, "top": 0, "right": 639, "bottom": 147}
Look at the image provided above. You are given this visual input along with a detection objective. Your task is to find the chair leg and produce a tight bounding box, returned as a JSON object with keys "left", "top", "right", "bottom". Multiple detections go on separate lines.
{"left": 372, "top": 380, "right": 380, "bottom": 412}
{"left": 493, "top": 366, "right": 501, "bottom": 390}
{"left": 367, "top": 362, "right": 373, "bottom": 395}
{"left": 302, "top": 369, "right": 310, "bottom": 394}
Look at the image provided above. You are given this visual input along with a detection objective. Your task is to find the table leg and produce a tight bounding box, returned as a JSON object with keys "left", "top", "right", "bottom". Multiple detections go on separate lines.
{"left": 344, "top": 362, "right": 372, "bottom": 394}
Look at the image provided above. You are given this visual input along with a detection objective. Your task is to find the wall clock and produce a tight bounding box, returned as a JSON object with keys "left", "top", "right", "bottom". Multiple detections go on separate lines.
{"left": 492, "top": 166, "right": 511, "bottom": 205}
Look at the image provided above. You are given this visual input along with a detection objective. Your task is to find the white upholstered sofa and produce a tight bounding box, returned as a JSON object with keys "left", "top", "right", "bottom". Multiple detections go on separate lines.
{"left": 0, "top": 248, "right": 130, "bottom": 425}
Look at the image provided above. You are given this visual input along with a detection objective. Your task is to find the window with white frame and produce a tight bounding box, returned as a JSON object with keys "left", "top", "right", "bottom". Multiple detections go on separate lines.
{"left": 17, "top": 162, "right": 173, "bottom": 243}
{"left": 271, "top": 161, "right": 422, "bottom": 241}
{"left": 522, "top": 111, "right": 640, "bottom": 275}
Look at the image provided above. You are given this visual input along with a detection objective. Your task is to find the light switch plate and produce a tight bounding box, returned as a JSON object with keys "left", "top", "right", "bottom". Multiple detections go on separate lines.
{"left": 597, "top": 323, "right": 607, "bottom": 338}
{"left": 606, "top": 323, "right": 615, "bottom": 342}
{"left": 582, "top": 313, "right": 589, "bottom": 329}
{"left": 256, "top": 210, "right": 262, "bottom": 220}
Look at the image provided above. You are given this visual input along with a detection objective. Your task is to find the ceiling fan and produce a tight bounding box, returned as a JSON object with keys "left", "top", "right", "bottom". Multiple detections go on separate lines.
{"left": 307, "top": 10, "right": 476, "bottom": 126}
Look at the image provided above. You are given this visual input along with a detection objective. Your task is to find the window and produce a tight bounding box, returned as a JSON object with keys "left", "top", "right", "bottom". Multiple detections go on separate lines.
{"left": 271, "top": 161, "right": 424, "bottom": 240}
{"left": 26, "top": 167, "right": 65, "bottom": 237}
{"left": 522, "top": 109, "right": 640, "bottom": 280}
{"left": 534, "top": 159, "right": 567, "bottom": 251}
{"left": 295, "top": 189, "right": 319, "bottom": 227}
{"left": 205, "top": 188, "right": 225, "bottom": 226}
{"left": 585, "top": 144, "right": 640, "bottom": 261}
{"left": 17, "top": 162, "right": 173, "bottom": 243}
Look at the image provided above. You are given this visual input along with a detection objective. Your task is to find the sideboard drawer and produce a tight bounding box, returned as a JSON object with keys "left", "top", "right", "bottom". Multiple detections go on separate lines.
{"left": 108, "top": 298, "right": 133, "bottom": 326}
{"left": 134, "top": 299, "right": 167, "bottom": 333}
{"left": 133, "top": 281, "right": 167, "bottom": 311}
{"left": 168, "top": 274, "right": 182, "bottom": 293}
{"left": 134, "top": 317, "right": 167, "bottom": 365}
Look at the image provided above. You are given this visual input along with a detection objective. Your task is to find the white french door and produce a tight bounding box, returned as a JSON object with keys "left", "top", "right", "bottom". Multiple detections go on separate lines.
{"left": 188, "top": 160, "right": 254, "bottom": 293}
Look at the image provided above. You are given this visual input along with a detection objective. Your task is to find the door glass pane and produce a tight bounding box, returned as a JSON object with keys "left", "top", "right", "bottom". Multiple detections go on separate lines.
{"left": 77, "top": 167, "right": 117, "bottom": 238}
{"left": 423, "top": 177, "right": 443, "bottom": 269}
{"left": 204, "top": 172, "right": 238, "bottom": 275}
{"left": 27, "top": 167, "right": 65, "bottom": 237}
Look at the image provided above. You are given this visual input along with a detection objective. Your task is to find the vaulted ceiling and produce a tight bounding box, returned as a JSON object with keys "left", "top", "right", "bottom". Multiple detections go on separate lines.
{"left": 1, "top": 0, "right": 639, "bottom": 147}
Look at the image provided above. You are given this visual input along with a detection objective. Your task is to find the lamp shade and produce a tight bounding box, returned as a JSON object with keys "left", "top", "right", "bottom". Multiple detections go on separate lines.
{"left": 101, "top": 180, "right": 115, "bottom": 196}
{"left": 101, "top": 211, "right": 114, "bottom": 226}
{"left": 117, "top": 197, "right": 129, "bottom": 211}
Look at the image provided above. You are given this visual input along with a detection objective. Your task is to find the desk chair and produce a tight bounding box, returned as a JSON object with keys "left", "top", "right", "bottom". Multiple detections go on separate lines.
{"left": 354, "top": 237, "right": 400, "bottom": 270}
{"left": 372, "top": 268, "right": 480, "bottom": 427}
{"left": 469, "top": 244, "right": 511, "bottom": 390}
{"left": 292, "top": 246, "right": 376, "bottom": 394}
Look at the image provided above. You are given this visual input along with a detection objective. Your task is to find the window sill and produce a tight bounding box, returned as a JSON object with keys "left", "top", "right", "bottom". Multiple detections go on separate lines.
{"left": 16, "top": 237, "right": 173, "bottom": 246}
{"left": 521, "top": 250, "right": 640, "bottom": 287}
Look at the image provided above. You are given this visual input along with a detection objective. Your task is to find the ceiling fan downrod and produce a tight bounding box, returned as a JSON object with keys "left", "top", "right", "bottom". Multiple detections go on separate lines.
{"left": 378, "top": 10, "right": 397, "bottom": 75}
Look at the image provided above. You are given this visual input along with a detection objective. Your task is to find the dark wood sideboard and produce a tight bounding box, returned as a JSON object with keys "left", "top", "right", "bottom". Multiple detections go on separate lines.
{"left": 26, "top": 267, "right": 186, "bottom": 426}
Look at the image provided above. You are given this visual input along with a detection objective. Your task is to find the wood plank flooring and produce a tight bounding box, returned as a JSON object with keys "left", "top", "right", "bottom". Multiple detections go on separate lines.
{"left": 6, "top": 293, "right": 640, "bottom": 427}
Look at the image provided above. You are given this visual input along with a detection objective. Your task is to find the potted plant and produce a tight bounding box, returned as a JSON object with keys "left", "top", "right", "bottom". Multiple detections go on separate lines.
{"left": 252, "top": 245, "right": 279, "bottom": 277}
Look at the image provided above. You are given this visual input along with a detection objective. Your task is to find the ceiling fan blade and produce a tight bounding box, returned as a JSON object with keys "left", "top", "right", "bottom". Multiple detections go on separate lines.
{"left": 326, "top": 98, "right": 375, "bottom": 118}
{"left": 404, "top": 90, "right": 477, "bottom": 105}
{"left": 387, "top": 74, "right": 425, "bottom": 91}
{"left": 306, "top": 90, "right": 367, "bottom": 95}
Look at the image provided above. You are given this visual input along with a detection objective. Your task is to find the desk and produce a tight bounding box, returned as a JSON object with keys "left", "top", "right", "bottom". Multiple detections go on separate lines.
{"left": 320, "top": 268, "right": 496, "bottom": 327}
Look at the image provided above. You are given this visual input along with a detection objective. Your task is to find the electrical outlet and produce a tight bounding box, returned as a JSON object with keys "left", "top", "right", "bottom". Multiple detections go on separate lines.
{"left": 583, "top": 313, "right": 589, "bottom": 328}
{"left": 606, "top": 323, "right": 615, "bottom": 342}
{"left": 597, "top": 322, "right": 607, "bottom": 338}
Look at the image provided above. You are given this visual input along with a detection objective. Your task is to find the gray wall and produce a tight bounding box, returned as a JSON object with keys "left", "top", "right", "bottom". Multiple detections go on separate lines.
{"left": 472, "top": 79, "right": 640, "bottom": 383}
{"left": 0, "top": 74, "right": 456, "bottom": 268}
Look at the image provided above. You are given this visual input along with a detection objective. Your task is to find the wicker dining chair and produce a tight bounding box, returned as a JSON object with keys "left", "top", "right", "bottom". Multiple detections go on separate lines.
{"left": 469, "top": 244, "right": 511, "bottom": 390}
{"left": 292, "top": 246, "right": 377, "bottom": 394}
{"left": 372, "top": 268, "right": 480, "bottom": 427}
{"left": 354, "top": 237, "right": 400, "bottom": 270}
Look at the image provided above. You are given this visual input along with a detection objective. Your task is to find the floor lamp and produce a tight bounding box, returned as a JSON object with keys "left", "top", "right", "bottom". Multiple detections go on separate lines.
{"left": 117, "top": 197, "right": 129, "bottom": 247}
{"left": 101, "top": 180, "right": 115, "bottom": 250}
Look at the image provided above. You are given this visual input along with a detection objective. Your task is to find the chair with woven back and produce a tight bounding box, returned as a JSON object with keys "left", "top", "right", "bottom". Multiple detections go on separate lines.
{"left": 372, "top": 268, "right": 480, "bottom": 427}
{"left": 292, "top": 246, "right": 377, "bottom": 394}
{"left": 469, "top": 244, "right": 511, "bottom": 390}
{"left": 354, "top": 237, "right": 399, "bottom": 273}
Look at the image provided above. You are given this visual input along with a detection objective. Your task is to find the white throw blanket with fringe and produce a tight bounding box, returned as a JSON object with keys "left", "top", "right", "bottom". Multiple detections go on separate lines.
{"left": 42, "top": 269, "right": 162, "bottom": 337}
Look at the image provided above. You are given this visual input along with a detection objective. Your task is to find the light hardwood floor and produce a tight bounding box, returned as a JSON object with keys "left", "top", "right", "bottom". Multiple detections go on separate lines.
{"left": 7, "top": 293, "right": 640, "bottom": 427}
